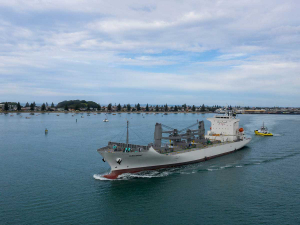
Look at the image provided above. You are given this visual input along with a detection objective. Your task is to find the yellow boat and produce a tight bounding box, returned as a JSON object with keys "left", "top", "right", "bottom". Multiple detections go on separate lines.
{"left": 254, "top": 122, "right": 273, "bottom": 136}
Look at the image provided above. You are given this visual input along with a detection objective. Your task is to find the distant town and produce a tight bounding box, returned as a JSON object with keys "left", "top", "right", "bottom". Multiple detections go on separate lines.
{"left": 0, "top": 100, "right": 299, "bottom": 114}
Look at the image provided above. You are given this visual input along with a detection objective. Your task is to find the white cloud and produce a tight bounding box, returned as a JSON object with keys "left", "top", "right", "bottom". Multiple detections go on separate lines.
{"left": 217, "top": 53, "right": 246, "bottom": 60}
{"left": 45, "top": 32, "right": 89, "bottom": 46}
{"left": 0, "top": 0, "right": 300, "bottom": 105}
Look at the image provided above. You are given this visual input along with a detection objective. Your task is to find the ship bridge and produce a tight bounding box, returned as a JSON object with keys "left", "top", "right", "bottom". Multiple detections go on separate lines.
{"left": 206, "top": 112, "right": 244, "bottom": 142}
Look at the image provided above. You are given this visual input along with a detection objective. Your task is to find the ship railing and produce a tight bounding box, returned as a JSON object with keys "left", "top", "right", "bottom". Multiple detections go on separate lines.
{"left": 105, "top": 142, "right": 150, "bottom": 152}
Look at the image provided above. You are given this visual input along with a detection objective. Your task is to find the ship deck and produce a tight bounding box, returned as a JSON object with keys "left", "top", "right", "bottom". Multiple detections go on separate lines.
{"left": 158, "top": 140, "right": 239, "bottom": 155}
{"left": 98, "top": 139, "right": 247, "bottom": 155}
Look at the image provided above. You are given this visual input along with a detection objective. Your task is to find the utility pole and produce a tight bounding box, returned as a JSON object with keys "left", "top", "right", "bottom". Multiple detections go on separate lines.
{"left": 126, "top": 120, "right": 129, "bottom": 146}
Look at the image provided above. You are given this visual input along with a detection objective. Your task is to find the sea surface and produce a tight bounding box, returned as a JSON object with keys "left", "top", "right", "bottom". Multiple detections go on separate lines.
{"left": 1, "top": 112, "right": 300, "bottom": 225}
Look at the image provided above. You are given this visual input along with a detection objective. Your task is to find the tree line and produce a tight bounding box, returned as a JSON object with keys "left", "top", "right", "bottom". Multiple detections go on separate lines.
{"left": 105, "top": 103, "right": 221, "bottom": 112}
{"left": 1, "top": 101, "right": 229, "bottom": 112}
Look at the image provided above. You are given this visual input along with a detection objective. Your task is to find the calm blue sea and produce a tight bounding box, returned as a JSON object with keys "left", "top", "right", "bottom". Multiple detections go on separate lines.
{"left": 1, "top": 112, "right": 300, "bottom": 225}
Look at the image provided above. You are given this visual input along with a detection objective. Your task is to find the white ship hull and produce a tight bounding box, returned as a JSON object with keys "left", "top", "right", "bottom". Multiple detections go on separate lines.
{"left": 99, "top": 138, "right": 251, "bottom": 179}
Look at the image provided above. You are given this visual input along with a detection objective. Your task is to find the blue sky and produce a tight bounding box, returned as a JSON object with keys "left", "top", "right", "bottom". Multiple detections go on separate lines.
{"left": 0, "top": 0, "right": 300, "bottom": 106}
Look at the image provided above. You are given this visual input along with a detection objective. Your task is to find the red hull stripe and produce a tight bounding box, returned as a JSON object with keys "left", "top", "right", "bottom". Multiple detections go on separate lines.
{"left": 103, "top": 148, "right": 238, "bottom": 179}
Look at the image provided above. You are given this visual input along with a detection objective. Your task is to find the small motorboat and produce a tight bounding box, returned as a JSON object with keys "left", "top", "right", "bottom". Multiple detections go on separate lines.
{"left": 254, "top": 122, "right": 273, "bottom": 136}
{"left": 103, "top": 118, "right": 109, "bottom": 122}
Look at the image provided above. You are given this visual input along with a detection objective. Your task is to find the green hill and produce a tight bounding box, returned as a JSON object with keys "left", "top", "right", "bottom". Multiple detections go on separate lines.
{"left": 57, "top": 100, "right": 100, "bottom": 109}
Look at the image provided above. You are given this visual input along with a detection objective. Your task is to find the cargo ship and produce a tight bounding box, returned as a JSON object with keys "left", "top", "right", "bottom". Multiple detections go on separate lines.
{"left": 98, "top": 112, "right": 251, "bottom": 179}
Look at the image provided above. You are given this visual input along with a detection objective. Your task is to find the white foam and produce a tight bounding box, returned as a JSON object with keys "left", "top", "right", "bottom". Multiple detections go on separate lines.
{"left": 130, "top": 171, "right": 171, "bottom": 178}
{"left": 180, "top": 172, "right": 191, "bottom": 175}
{"left": 93, "top": 174, "right": 112, "bottom": 181}
{"left": 118, "top": 171, "right": 170, "bottom": 179}
{"left": 236, "top": 166, "right": 243, "bottom": 168}
{"left": 94, "top": 169, "right": 173, "bottom": 181}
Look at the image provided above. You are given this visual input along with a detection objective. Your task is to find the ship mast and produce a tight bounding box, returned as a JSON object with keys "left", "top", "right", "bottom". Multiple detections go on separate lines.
{"left": 126, "top": 120, "right": 129, "bottom": 146}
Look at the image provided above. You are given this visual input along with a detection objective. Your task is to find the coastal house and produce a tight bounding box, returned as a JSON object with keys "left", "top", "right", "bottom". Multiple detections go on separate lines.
{"left": 21, "top": 107, "right": 31, "bottom": 111}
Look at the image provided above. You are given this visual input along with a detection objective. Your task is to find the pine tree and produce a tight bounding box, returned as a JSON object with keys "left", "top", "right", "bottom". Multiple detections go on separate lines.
{"left": 146, "top": 104, "right": 149, "bottom": 111}
{"left": 192, "top": 105, "right": 196, "bottom": 111}
{"left": 155, "top": 105, "right": 159, "bottom": 112}
{"left": 182, "top": 104, "right": 187, "bottom": 110}
{"left": 25, "top": 102, "right": 29, "bottom": 107}
{"left": 107, "top": 103, "right": 112, "bottom": 111}
{"left": 41, "top": 103, "right": 46, "bottom": 111}
{"left": 4, "top": 102, "right": 9, "bottom": 111}
{"left": 30, "top": 103, "right": 34, "bottom": 111}
{"left": 137, "top": 103, "right": 141, "bottom": 111}
{"left": 17, "top": 102, "right": 21, "bottom": 111}
{"left": 117, "top": 103, "right": 121, "bottom": 111}
{"left": 51, "top": 102, "right": 54, "bottom": 107}
{"left": 33, "top": 102, "right": 36, "bottom": 107}
{"left": 174, "top": 105, "right": 178, "bottom": 111}
{"left": 97, "top": 104, "right": 101, "bottom": 111}
{"left": 164, "top": 104, "right": 168, "bottom": 112}
{"left": 201, "top": 104, "right": 205, "bottom": 112}
{"left": 127, "top": 104, "right": 131, "bottom": 111}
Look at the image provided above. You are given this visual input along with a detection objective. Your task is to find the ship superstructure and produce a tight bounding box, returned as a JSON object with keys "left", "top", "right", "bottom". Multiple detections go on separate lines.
{"left": 98, "top": 113, "right": 251, "bottom": 179}
{"left": 206, "top": 112, "right": 244, "bottom": 142}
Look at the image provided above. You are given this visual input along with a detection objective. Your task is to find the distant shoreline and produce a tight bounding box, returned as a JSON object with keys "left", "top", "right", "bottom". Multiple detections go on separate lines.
{"left": 0, "top": 111, "right": 212, "bottom": 114}
{"left": 1, "top": 111, "right": 299, "bottom": 115}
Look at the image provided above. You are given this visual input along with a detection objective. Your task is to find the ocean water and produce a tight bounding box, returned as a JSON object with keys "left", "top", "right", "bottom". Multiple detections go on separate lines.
{"left": 1, "top": 112, "right": 300, "bottom": 225}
